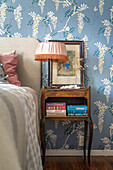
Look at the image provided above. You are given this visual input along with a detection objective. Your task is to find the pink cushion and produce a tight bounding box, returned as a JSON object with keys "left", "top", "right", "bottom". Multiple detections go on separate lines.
{"left": 0, "top": 54, "right": 21, "bottom": 86}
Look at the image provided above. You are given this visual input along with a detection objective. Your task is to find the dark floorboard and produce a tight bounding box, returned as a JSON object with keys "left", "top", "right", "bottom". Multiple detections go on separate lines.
{"left": 44, "top": 156, "right": 113, "bottom": 170}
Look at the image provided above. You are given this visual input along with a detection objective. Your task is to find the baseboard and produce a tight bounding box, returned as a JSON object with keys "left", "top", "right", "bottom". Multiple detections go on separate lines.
{"left": 46, "top": 149, "right": 113, "bottom": 156}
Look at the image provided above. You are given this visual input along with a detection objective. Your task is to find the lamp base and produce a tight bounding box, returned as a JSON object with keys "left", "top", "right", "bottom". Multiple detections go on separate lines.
{"left": 48, "top": 59, "right": 53, "bottom": 88}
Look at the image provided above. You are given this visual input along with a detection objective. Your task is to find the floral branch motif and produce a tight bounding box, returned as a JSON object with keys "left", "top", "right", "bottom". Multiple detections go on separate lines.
{"left": 94, "top": 101, "right": 108, "bottom": 133}
{"left": 101, "top": 137, "right": 111, "bottom": 150}
{"left": 38, "top": 0, "right": 46, "bottom": 14}
{"left": 12, "top": 32, "right": 22, "bottom": 37}
{"left": 101, "top": 78, "right": 112, "bottom": 103}
{"left": 102, "top": 20, "right": 112, "bottom": 44}
{"left": 94, "top": 42, "right": 108, "bottom": 74}
{"left": 45, "top": 129, "right": 57, "bottom": 149}
{"left": 43, "top": 11, "right": 57, "bottom": 41}
{"left": 29, "top": 12, "right": 42, "bottom": 38}
{"left": 77, "top": 4, "right": 89, "bottom": 33}
{"left": 101, "top": 123, "right": 113, "bottom": 150}
{"left": 0, "top": 3, "right": 7, "bottom": 29}
{"left": 52, "top": 1, "right": 89, "bottom": 36}
{"left": 42, "top": 1, "right": 89, "bottom": 41}
{"left": 99, "top": 0, "right": 104, "bottom": 15}
{"left": 61, "top": 122, "right": 84, "bottom": 149}
{"left": 14, "top": 4, "right": 23, "bottom": 29}
{"left": 77, "top": 130, "right": 84, "bottom": 148}
{"left": 99, "top": 6, "right": 113, "bottom": 44}
{"left": 52, "top": 0, "right": 71, "bottom": 10}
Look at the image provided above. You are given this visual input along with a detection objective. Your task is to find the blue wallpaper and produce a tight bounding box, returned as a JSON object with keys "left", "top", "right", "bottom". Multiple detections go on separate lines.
{"left": 0, "top": 0, "right": 113, "bottom": 150}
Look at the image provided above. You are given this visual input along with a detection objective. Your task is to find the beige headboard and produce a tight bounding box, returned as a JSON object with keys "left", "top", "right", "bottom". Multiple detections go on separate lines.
{"left": 0, "top": 37, "right": 41, "bottom": 96}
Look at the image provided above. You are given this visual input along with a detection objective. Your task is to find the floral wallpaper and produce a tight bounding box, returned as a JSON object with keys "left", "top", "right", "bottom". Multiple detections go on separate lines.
{"left": 0, "top": 0, "right": 113, "bottom": 151}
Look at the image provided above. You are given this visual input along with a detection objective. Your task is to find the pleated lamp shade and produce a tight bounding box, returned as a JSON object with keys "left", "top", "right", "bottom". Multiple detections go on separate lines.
{"left": 35, "top": 42, "right": 68, "bottom": 62}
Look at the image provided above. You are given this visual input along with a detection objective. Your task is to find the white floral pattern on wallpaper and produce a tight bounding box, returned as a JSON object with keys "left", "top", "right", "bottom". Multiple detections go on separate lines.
{"left": 99, "top": 6, "right": 113, "bottom": 44}
{"left": 0, "top": 3, "right": 7, "bottom": 29}
{"left": 94, "top": 6, "right": 98, "bottom": 12}
{"left": 100, "top": 123, "right": 113, "bottom": 149}
{"left": 46, "top": 129, "right": 57, "bottom": 149}
{"left": 101, "top": 78, "right": 112, "bottom": 103}
{"left": 38, "top": 0, "right": 46, "bottom": 14}
{"left": 38, "top": 11, "right": 57, "bottom": 41}
{"left": 29, "top": 12, "right": 42, "bottom": 38}
{"left": 14, "top": 4, "right": 23, "bottom": 29}
{"left": 11, "top": 32, "right": 22, "bottom": 37}
{"left": 94, "top": 101, "right": 108, "bottom": 133}
{"left": 94, "top": 42, "right": 108, "bottom": 74}
{"left": 101, "top": 137, "right": 111, "bottom": 150}
{"left": 93, "top": 65, "right": 98, "bottom": 71}
{"left": 99, "top": 0, "right": 104, "bottom": 15}
{"left": 94, "top": 0, "right": 104, "bottom": 15}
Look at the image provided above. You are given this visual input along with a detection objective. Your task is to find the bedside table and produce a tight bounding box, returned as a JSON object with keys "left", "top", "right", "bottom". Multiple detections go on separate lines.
{"left": 40, "top": 86, "right": 93, "bottom": 166}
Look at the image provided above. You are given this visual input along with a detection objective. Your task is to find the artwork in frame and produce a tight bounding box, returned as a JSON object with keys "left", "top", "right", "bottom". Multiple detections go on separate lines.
{"left": 49, "top": 40, "right": 84, "bottom": 87}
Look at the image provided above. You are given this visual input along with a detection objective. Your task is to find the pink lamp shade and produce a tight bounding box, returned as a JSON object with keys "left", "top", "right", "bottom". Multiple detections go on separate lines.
{"left": 35, "top": 42, "right": 68, "bottom": 62}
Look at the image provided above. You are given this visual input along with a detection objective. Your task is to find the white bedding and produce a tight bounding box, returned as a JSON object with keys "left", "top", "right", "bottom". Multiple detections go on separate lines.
{"left": 0, "top": 84, "right": 43, "bottom": 170}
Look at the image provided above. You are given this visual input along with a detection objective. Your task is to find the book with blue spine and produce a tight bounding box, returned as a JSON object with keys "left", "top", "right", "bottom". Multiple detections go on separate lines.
{"left": 67, "top": 105, "right": 88, "bottom": 116}
{"left": 68, "top": 113, "right": 88, "bottom": 116}
{"left": 67, "top": 105, "right": 88, "bottom": 110}
{"left": 67, "top": 110, "right": 88, "bottom": 113}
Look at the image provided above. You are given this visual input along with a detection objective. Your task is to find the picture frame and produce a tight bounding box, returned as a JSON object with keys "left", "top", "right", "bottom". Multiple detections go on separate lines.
{"left": 48, "top": 40, "right": 84, "bottom": 87}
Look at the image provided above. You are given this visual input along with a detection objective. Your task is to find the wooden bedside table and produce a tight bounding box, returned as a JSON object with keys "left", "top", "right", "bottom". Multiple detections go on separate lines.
{"left": 40, "top": 86, "right": 93, "bottom": 166}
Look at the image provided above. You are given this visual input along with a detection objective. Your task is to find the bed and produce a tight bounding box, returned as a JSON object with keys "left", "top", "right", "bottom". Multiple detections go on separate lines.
{"left": 0, "top": 38, "right": 43, "bottom": 170}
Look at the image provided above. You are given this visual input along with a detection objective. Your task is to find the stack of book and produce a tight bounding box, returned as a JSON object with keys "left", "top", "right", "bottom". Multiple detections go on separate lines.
{"left": 67, "top": 105, "right": 88, "bottom": 116}
{"left": 46, "top": 102, "right": 66, "bottom": 117}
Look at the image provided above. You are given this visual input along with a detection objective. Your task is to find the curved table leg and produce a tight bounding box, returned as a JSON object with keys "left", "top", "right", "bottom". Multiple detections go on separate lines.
{"left": 84, "top": 120, "right": 88, "bottom": 162}
{"left": 40, "top": 117, "right": 45, "bottom": 166}
{"left": 88, "top": 117, "right": 93, "bottom": 166}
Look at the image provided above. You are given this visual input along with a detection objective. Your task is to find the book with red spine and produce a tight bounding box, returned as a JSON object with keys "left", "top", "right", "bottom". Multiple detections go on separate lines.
{"left": 46, "top": 102, "right": 66, "bottom": 110}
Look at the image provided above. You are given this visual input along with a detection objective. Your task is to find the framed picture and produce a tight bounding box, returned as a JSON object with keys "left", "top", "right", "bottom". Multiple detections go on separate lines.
{"left": 49, "top": 40, "right": 84, "bottom": 87}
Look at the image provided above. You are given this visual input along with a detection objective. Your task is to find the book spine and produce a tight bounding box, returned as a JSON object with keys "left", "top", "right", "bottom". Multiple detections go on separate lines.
{"left": 46, "top": 103, "right": 66, "bottom": 107}
{"left": 67, "top": 113, "right": 88, "bottom": 116}
{"left": 67, "top": 107, "right": 87, "bottom": 110}
{"left": 67, "top": 110, "right": 87, "bottom": 113}
{"left": 46, "top": 110, "right": 66, "bottom": 113}
{"left": 67, "top": 106, "right": 87, "bottom": 109}
{"left": 47, "top": 113, "right": 66, "bottom": 116}
{"left": 67, "top": 105, "right": 87, "bottom": 107}
{"left": 46, "top": 106, "right": 66, "bottom": 110}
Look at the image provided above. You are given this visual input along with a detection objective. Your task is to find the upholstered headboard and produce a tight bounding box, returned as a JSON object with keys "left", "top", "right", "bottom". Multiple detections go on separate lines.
{"left": 0, "top": 37, "right": 41, "bottom": 95}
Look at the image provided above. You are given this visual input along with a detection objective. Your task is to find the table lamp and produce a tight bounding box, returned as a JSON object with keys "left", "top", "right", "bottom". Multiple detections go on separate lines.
{"left": 35, "top": 41, "right": 68, "bottom": 87}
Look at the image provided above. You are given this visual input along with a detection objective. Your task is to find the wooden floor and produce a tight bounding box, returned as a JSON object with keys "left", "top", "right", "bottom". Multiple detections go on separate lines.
{"left": 43, "top": 156, "right": 113, "bottom": 170}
